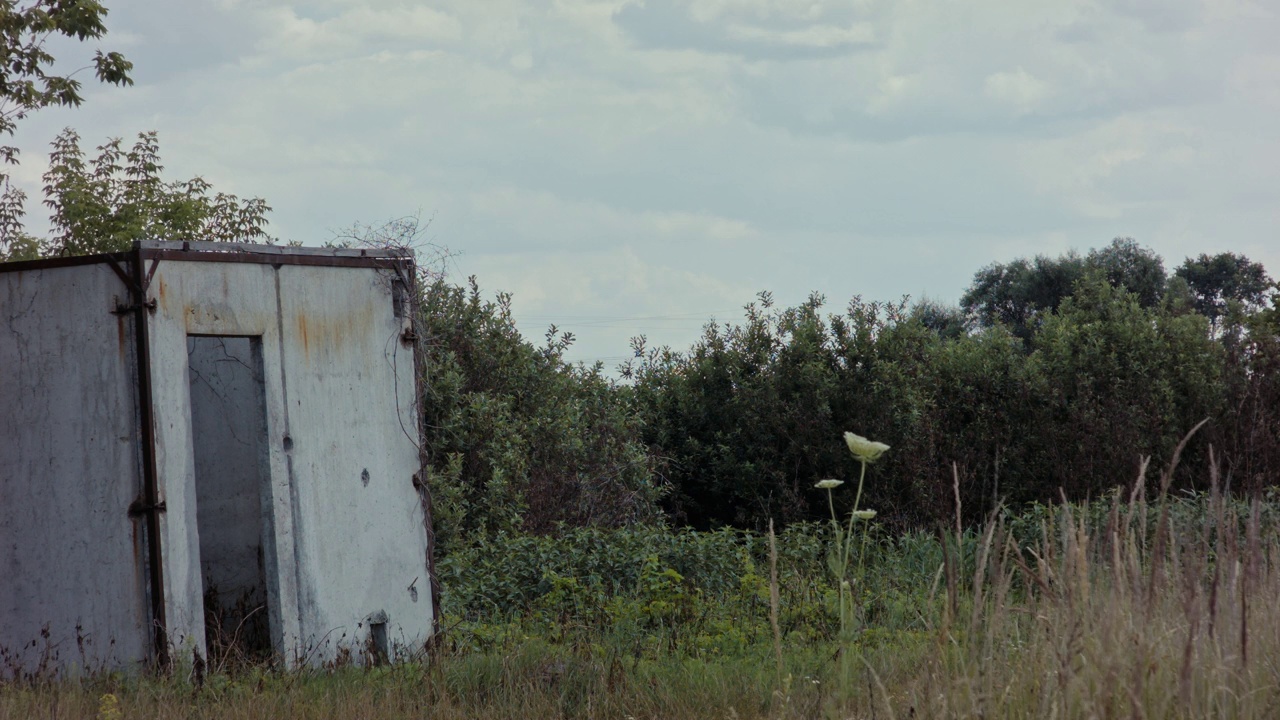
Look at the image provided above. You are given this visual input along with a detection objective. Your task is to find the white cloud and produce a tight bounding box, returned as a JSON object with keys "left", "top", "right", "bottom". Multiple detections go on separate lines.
{"left": 725, "top": 21, "right": 876, "bottom": 49}
{"left": 984, "top": 68, "right": 1052, "bottom": 116}
{"left": 5, "top": 0, "right": 1279, "bottom": 366}
{"left": 1229, "top": 54, "right": 1280, "bottom": 109}
{"left": 865, "top": 71, "right": 920, "bottom": 115}
{"left": 257, "top": 4, "right": 462, "bottom": 60}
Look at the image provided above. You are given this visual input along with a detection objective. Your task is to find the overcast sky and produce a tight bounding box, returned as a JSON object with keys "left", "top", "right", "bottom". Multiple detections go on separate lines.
{"left": 10, "top": 0, "right": 1279, "bottom": 367}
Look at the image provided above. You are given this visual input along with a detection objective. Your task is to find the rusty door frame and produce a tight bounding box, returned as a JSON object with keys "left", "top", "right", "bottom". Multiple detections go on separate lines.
{"left": 105, "top": 245, "right": 169, "bottom": 668}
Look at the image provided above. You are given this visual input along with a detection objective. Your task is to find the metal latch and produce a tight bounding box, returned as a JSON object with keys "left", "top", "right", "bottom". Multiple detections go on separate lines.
{"left": 111, "top": 297, "right": 158, "bottom": 315}
{"left": 128, "top": 497, "right": 168, "bottom": 517}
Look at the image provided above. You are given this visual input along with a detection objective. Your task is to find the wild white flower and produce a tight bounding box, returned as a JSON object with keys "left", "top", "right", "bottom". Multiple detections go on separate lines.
{"left": 815, "top": 478, "right": 844, "bottom": 490}
{"left": 852, "top": 509, "right": 876, "bottom": 521}
{"left": 844, "top": 432, "right": 890, "bottom": 463}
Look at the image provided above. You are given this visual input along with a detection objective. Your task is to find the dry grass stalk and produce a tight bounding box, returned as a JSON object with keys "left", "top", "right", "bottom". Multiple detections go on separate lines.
{"left": 896, "top": 473, "right": 1279, "bottom": 717}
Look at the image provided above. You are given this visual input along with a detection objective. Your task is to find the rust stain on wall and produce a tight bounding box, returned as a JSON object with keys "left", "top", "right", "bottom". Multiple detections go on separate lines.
{"left": 183, "top": 303, "right": 270, "bottom": 335}
{"left": 293, "top": 302, "right": 375, "bottom": 365}
{"left": 297, "top": 314, "right": 310, "bottom": 360}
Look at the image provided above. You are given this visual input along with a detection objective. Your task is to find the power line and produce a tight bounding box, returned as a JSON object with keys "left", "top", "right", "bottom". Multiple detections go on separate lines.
{"left": 516, "top": 309, "right": 737, "bottom": 323}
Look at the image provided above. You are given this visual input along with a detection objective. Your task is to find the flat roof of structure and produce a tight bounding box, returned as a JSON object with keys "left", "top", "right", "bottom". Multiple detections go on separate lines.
{"left": 0, "top": 240, "right": 413, "bottom": 274}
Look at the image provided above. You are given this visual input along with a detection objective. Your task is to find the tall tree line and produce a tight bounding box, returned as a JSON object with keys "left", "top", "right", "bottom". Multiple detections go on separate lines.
{"left": 620, "top": 240, "right": 1278, "bottom": 531}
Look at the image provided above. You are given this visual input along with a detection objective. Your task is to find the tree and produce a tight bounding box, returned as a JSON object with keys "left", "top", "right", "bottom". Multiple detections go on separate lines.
{"left": 626, "top": 292, "right": 856, "bottom": 528}
{"left": 1085, "top": 237, "right": 1166, "bottom": 308}
{"left": 960, "top": 252, "right": 1085, "bottom": 342}
{"left": 0, "top": 0, "right": 132, "bottom": 239}
{"left": 1, "top": 128, "right": 273, "bottom": 259}
{"left": 909, "top": 297, "right": 967, "bottom": 340}
{"left": 629, "top": 271, "right": 1240, "bottom": 532}
{"left": 342, "top": 214, "right": 669, "bottom": 551}
{"left": 1174, "top": 252, "right": 1274, "bottom": 326}
{"left": 1216, "top": 297, "right": 1280, "bottom": 493}
{"left": 0, "top": 0, "right": 132, "bottom": 165}
{"left": 419, "top": 274, "right": 667, "bottom": 553}
{"left": 1029, "top": 272, "right": 1222, "bottom": 496}
{"left": 961, "top": 238, "right": 1167, "bottom": 344}
{"left": 0, "top": 175, "right": 35, "bottom": 257}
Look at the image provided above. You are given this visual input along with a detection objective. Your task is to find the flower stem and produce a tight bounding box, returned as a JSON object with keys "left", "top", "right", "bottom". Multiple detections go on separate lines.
{"left": 841, "top": 459, "right": 868, "bottom": 574}
{"left": 826, "top": 488, "right": 843, "bottom": 561}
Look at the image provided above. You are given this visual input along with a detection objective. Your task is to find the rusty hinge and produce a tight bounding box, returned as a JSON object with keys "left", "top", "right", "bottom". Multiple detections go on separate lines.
{"left": 128, "top": 497, "right": 168, "bottom": 517}
{"left": 111, "top": 297, "right": 158, "bottom": 316}
{"left": 401, "top": 327, "right": 419, "bottom": 345}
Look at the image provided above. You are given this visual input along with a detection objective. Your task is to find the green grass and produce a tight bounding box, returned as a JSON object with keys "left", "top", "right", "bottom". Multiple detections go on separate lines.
{"left": 6, "top": 484, "right": 1280, "bottom": 719}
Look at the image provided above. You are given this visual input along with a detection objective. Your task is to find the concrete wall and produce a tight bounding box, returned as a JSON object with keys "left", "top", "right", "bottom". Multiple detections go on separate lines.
{"left": 275, "top": 265, "right": 430, "bottom": 662}
{"left": 2, "top": 250, "right": 433, "bottom": 674}
{"left": 149, "top": 259, "right": 432, "bottom": 665}
{"left": 0, "top": 263, "right": 151, "bottom": 675}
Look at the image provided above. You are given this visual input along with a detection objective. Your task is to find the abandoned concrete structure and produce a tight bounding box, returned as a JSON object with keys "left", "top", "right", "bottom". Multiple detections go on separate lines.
{"left": 1, "top": 241, "right": 436, "bottom": 674}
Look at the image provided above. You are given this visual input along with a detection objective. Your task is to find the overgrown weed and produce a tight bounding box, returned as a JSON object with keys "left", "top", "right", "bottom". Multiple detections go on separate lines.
{"left": 5, "top": 463, "right": 1280, "bottom": 718}
{"left": 901, "top": 447, "right": 1280, "bottom": 718}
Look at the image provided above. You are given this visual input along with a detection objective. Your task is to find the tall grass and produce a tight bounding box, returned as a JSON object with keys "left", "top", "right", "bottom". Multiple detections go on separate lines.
{"left": 897, "top": 464, "right": 1280, "bottom": 718}
{"left": 4, "top": 465, "right": 1279, "bottom": 718}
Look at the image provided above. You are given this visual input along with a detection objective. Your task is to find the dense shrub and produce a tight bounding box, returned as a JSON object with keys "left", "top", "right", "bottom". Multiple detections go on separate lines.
{"left": 417, "top": 276, "right": 667, "bottom": 554}
{"left": 625, "top": 244, "right": 1274, "bottom": 532}
{"left": 396, "top": 230, "right": 1275, "bottom": 538}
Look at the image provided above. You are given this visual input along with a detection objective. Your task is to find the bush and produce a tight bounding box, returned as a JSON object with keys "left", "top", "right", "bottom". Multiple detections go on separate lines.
{"left": 417, "top": 277, "right": 667, "bottom": 554}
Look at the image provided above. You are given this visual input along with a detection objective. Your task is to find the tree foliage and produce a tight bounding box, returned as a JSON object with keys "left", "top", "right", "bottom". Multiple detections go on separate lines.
{"left": 0, "top": 0, "right": 132, "bottom": 240}
{"left": 300, "top": 217, "right": 670, "bottom": 554}
{"left": 1029, "top": 274, "right": 1223, "bottom": 498}
{"left": 627, "top": 244, "right": 1273, "bottom": 532}
{"left": 1174, "top": 252, "right": 1273, "bottom": 326}
{"left": 418, "top": 276, "right": 668, "bottom": 554}
{"left": 623, "top": 292, "right": 854, "bottom": 528}
{"left": 324, "top": 221, "right": 1280, "bottom": 539}
{"left": 960, "top": 252, "right": 1083, "bottom": 342}
{"left": 0, "top": 0, "right": 132, "bottom": 165}
{"left": 1, "top": 128, "right": 272, "bottom": 259}
{"left": 908, "top": 298, "right": 966, "bottom": 340}
{"left": 960, "top": 237, "right": 1168, "bottom": 343}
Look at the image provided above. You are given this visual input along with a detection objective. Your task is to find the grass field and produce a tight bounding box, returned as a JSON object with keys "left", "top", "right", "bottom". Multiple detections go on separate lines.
{"left": 5, "top": 468, "right": 1280, "bottom": 719}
